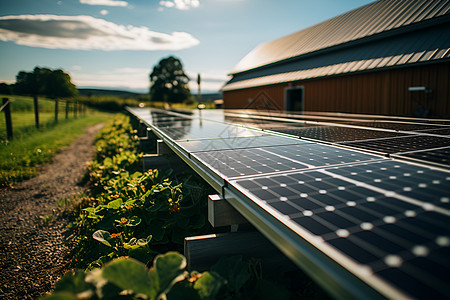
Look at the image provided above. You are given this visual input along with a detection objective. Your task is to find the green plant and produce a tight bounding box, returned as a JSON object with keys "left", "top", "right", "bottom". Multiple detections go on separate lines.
{"left": 44, "top": 252, "right": 226, "bottom": 300}
{"left": 40, "top": 214, "right": 53, "bottom": 226}
{"left": 69, "top": 115, "right": 211, "bottom": 270}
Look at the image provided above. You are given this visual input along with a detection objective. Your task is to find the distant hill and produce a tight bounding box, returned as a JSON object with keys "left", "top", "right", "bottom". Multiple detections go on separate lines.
{"left": 78, "top": 88, "right": 143, "bottom": 98}
{"left": 194, "top": 93, "right": 222, "bottom": 102}
{"left": 78, "top": 88, "right": 222, "bottom": 102}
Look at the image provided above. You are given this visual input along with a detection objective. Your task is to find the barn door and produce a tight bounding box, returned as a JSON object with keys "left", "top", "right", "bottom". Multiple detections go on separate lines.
{"left": 285, "top": 87, "right": 304, "bottom": 111}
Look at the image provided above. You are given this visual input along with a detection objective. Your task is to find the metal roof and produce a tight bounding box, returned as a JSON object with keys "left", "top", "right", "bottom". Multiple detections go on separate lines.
{"left": 222, "top": 22, "right": 450, "bottom": 91}
{"left": 228, "top": 0, "right": 450, "bottom": 76}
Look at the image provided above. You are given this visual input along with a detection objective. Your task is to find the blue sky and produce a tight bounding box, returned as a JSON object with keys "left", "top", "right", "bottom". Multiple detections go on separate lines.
{"left": 0, "top": 0, "right": 374, "bottom": 93}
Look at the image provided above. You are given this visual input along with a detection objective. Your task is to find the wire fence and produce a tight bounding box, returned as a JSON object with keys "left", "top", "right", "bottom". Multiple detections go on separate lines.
{"left": 1, "top": 96, "right": 88, "bottom": 140}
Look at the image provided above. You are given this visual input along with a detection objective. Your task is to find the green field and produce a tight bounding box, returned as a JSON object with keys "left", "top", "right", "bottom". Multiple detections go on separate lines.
{"left": 0, "top": 95, "right": 114, "bottom": 186}
{"left": 0, "top": 94, "right": 87, "bottom": 140}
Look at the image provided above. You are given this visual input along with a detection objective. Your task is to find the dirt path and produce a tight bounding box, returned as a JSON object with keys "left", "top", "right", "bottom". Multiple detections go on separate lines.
{"left": 0, "top": 123, "right": 104, "bottom": 300}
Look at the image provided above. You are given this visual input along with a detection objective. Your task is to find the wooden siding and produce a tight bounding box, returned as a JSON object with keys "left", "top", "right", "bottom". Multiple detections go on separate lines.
{"left": 223, "top": 62, "right": 450, "bottom": 117}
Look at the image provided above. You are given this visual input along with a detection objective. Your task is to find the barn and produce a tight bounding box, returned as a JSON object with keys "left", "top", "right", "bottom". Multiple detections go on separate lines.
{"left": 222, "top": 0, "right": 450, "bottom": 118}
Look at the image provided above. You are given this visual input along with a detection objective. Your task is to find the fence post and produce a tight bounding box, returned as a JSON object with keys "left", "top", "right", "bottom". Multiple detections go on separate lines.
{"left": 2, "top": 98, "right": 13, "bottom": 140}
{"left": 54, "top": 99, "right": 59, "bottom": 123}
{"left": 74, "top": 101, "right": 78, "bottom": 117}
{"left": 65, "top": 101, "right": 69, "bottom": 119}
{"left": 33, "top": 95, "right": 39, "bottom": 129}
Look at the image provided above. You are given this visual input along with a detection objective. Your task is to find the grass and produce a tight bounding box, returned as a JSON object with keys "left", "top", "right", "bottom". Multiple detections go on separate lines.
{"left": 1, "top": 94, "right": 84, "bottom": 140}
{"left": 0, "top": 110, "right": 114, "bottom": 187}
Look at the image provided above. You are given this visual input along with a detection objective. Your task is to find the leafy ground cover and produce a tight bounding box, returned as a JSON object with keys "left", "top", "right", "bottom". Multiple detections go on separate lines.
{"left": 67, "top": 114, "right": 213, "bottom": 270}
{"left": 45, "top": 114, "right": 329, "bottom": 300}
{"left": 0, "top": 109, "right": 113, "bottom": 186}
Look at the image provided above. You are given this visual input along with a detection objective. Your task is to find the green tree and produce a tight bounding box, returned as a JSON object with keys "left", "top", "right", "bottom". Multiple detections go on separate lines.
{"left": 149, "top": 56, "right": 191, "bottom": 103}
{"left": 0, "top": 82, "right": 12, "bottom": 95}
{"left": 14, "top": 67, "right": 78, "bottom": 99}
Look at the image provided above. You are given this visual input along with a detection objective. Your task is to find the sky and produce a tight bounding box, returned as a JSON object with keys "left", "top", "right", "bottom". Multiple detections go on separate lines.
{"left": 0, "top": 0, "right": 375, "bottom": 94}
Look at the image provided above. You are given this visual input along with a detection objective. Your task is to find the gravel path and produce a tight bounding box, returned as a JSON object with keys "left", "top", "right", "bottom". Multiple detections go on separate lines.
{"left": 0, "top": 123, "right": 104, "bottom": 300}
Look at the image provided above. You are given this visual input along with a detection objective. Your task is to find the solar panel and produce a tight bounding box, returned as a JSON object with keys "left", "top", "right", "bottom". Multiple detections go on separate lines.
{"left": 230, "top": 160, "right": 450, "bottom": 299}
{"left": 267, "top": 126, "right": 407, "bottom": 142}
{"left": 340, "top": 135, "right": 450, "bottom": 154}
{"left": 344, "top": 121, "right": 440, "bottom": 131}
{"left": 178, "top": 134, "right": 309, "bottom": 152}
{"left": 418, "top": 128, "right": 450, "bottom": 135}
{"left": 157, "top": 122, "right": 265, "bottom": 141}
{"left": 395, "top": 147, "right": 450, "bottom": 166}
{"left": 194, "top": 143, "right": 381, "bottom": 179}
{"left": 126, "top": 107, "right": 450, "bottom": 299}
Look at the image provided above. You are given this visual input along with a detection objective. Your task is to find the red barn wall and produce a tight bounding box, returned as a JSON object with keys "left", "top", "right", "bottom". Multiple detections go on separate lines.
{"left": 223, "top": 62, "right": 450, "bottom": 117}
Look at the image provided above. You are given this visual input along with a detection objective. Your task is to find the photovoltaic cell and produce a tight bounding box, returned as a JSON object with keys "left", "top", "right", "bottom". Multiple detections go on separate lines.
{"left": 416, "top": 127, "right": 450, "bottom": 135}
{"left": 178, "top": 135, "right": 309, "bottom": 152}
{"left": 340, "top": 135, "right": 450, "bottom": 154}
{"left": 267, "top": 126, "right": 407, "bottom": 142}
{"left": 124, "top": 107, "right": 450, "bottom": 299}
{"left": 398, "top": 147, "right": 450, "bottom": 166}
{"left": 344, "top": 121, "right": 440, "bottom": 131}
{"left": 193, "top": 147, "right": 312, "bottom": 178}
{"left": 157, "top": 123, "right": 265, "bottom": 141}
{"left": 231, "top": 161, "right": 450, "bottom": 299}
{"left": 194, "top": 144, "right": 380, "bottom": 178}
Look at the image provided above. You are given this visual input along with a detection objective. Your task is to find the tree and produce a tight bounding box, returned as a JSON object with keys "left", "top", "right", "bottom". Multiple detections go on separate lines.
{"left": 14, "top": 67, "right": 78, "bottom": 99}
{"left": 149, "top": 56, "right": 191, "bottom": 103}
{"left": 0, "top": 83, "right": 12, "bottom": 95}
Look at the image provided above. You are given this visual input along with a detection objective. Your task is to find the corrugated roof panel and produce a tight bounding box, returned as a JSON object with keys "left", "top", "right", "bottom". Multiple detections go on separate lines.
{"left": 385, "top": 54, "right": 403, "bottom": 66}
{"left": 431, "top": 48, "right": 446, "bottom": 59}
{"left": 444, "top": 48, "right": 450, "bottom": 58}
{"left": 420, "top": 49, "right": 437, "bottom": 61}
{"left": 384, "top": 0, "right": 412, "bottom": 30}
{"left": 349, "top": 60, "right": 366, "bottom": 72}
{"left": 230, "top": 0, "right": 450, "bottom": 75}
{"left": 362, "top": 0, "right": 400, "bottom": 36}
{"left": 407, "top": 51, "right": 426, "bottom": 63}
{"left": 396, "top": 52, "right": 413, "bottom": 64}
{"left": 377, "top": 56, "right": 392, "bottom": 68}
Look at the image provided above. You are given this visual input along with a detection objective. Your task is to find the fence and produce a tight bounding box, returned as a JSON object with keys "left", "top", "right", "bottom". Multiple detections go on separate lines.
{"left": 1, "top": 96, "right": 87, "bottom": 140}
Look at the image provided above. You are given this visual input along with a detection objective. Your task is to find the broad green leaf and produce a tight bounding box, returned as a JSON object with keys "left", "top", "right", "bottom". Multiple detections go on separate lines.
{"left": 148, "top": 221, "right": 165, "bottom": 241}
{"left": 150, "top": 252, "right": 187, "bottom": 297}
{"left": 93, "top": 230, "right": 114, "bottom": 248}
{"left": 211, "top": 255, "right": 250, "bottom": 293}
{"left": 41, "top": 292, "right": 79, "bottom": 300}
{"left": 194, "top": 271, "right": 226, "bottom": 300}
{"left": 107, "top": 199, "right": 123, "bottom": 210}
{"left": 54, "top": 270, "right": 94, "bottom": 295}
{"left": 101, "top": 257, "right": 155, "bottom": 298}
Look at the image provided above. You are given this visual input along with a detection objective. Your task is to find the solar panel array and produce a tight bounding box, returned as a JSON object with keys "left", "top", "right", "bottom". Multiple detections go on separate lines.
{"left": 225, "top": 111, "right": 450, "bottom": 167}
{"left": 127, "top": 107, "right": 450, "bottom": 299}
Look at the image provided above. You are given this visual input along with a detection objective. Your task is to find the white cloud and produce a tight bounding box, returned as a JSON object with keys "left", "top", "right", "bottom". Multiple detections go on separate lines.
{"left": 0, "top": 15, "right": 199, "bottom": 51}
{"left": 73, "top": 67, "right": 149, "bottom": 89}
{"left": 72, "top": 65, "right": 82, "bottom": 70}
{"left": 160, "top": 0, "right": 200, "bottom": 10}
{"left": 100, "top": 9, "right": 109, "bottom": 15}
{"left": 80, "top": 0, "right": 128, "bottom": 7}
